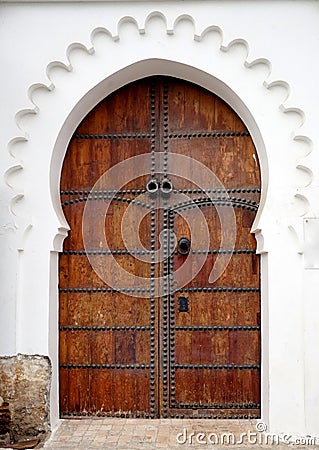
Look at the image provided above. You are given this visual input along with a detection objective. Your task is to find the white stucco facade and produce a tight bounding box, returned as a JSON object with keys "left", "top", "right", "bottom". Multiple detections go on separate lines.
{"left": 0, "top": 0, "right": 319, "bottom": 439}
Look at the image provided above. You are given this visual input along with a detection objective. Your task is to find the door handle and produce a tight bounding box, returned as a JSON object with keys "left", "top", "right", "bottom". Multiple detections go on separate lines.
{"left": 146, "top": 179, "right": 159, "bottom": 197}
{"left": 146, "top": 178, "right": 173, "bottom": 198}
{"left": 160, "top": 178, "right": 173, "bottom": 198}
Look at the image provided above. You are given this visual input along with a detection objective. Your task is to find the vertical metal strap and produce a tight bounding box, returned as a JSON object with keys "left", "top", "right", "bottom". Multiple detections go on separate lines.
{"left": 161, "top": 80, "right": 170, "bottom": 417}
{"left": 151, "top": 82, "right": 156, "bottom": 178}
{"left": 162, "top": 204, "right": 169, "bottom": 418}
{"left": 169, "top": 211, "right": 176, "bottom": 408}
{"left": 149, "top": 200, "right": 156, "bottom": 418}
{"left": 163, "top": 82, "right": 169, "bottom": 176}
{"left": 149, "top": 81, "right": 157, "bottom": 418}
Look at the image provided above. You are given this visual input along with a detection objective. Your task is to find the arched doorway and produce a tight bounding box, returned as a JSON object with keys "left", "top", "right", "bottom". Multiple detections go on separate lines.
{"left": 59, "top": 76, "right": 261, "bottom": 419}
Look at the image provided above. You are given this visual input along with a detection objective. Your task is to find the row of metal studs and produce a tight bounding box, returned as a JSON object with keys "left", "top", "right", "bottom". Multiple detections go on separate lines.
{"left": 61, "top": 412, "right": 259, "bottom": 419}
{"left": 74, "top": 133, "right": 151, "bottom": 139}
{"left": 72, "top": 130, "right": 250, "bottom": 140}
{"left": 60, "top": 326, "right": 151, "bottom": 331}
{"left": 162, "top": 216, "right": 170, "bottom": 415}
{"left": 61, "top": 411, "right": 152, "bottom": 418}
{"left": 162, "top": 204, "right": 169, "bottom": 418}
{"left": 174, "top": 325, "right": 260, "bottom": 331}
{"left": 173, "top": 364, "right": 260, "bottom": 370}
{"left": 174, "top": 202, "right": 258, "bottom": 213}
{"left": 61, "top": 248, "right": 256, "bottom": 256}
{"left": 169, "top": 131, "right": 250, "bottom": 138}
{"left": 62, "top": 196, "right": 152, "bottom": 210}
{"left": 60, "top": 364, "right": 150, "bottom": 369}
{"left": 62, "top": 195, "right": 258, "bottom": 212}
{"left": 163, "top": 82, "right": 169, "bottom": 176}
{"left": 150, "top": 199, "right": 156, "bottom": 418}
{"left": 62, "top": 250, "right": 154, "bottom": 255}
{"left": 169, "top": 213, "right": 177, "bottom": 407}
{"left": 61, "top": 189, "right": 146, "bottom": 195}
{"left": 149, "top": 81, "right": 157, "bottom": 418}
{"left": 172, "top": 197, "right": 259, "bottom": 212}
{"left": 161, "top": 82, "right": 170, "bottom": 418}
{"left": 169, "top": 414, "right": 260, "bottom": 419}
{"left": 60, "top": 187, "right": 260, "bottom": 195}
{"left": 59, "top": 287, "right": 259, "bottom": 294}
{"left": 150, "top": 82, "right": 157, "bottom": 417}
{"left": 151, "top": 81, "right": 156, "bottom": 178}
{"left": 59, "top": 287, "right": 151, "bottom": 293}
{"left": 174, "top": 188, "right": 260, "bottom": 194}
{"left": 178, "top": 402, "right": 260, "bottom": 409}
{"left": 175, "top": 287, "right": 260, "bottom": 293}
{"left": 187, "top": 249, "right": 255, "bottom": 255}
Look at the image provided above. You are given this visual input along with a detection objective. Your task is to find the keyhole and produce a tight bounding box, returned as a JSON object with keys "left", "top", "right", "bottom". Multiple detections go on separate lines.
{"left": 178, "top": 237, "right": 191, "bottom": 255}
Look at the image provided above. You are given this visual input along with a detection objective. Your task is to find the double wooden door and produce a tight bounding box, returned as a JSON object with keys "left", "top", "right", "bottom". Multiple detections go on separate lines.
{"left": 59, "top": 77, "right": 261, "bottom": 419}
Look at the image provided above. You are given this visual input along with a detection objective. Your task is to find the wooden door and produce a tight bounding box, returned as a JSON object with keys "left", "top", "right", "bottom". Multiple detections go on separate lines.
{"left": 59, "top": 77, "right": 261, "bottom": 419}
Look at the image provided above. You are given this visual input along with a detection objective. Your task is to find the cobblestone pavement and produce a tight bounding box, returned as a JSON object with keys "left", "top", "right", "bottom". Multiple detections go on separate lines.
{"left": 41, "top": 418, "right": 319, "bottom": 449}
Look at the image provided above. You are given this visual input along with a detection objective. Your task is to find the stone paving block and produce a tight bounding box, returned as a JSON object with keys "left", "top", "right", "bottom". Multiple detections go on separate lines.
{"left": 42, "top": 418, "right": 319, "bottom": 450}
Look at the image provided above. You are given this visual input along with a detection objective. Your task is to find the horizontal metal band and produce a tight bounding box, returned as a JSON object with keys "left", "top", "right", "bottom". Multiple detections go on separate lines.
{"left": 61, "top": 189, "right": 146, "bottom": 195}
{"left": 172, "top": 197, "right": 259, "bottom": 212}
{"left": 174, "top": 287, "right": 260, "bottom": 293}
{"left": 174, "top": 364, "right": 260, "bottom": 370}
{"left": 62, "top": 249, "right": 154, "bottom": 255}
{"left": 61, "top": 195, "right": 258, "bottom": 211}
{"left": 169, "top": 131, "right": 250, "bottom": 138}
{"left": 61, "top": 411, "right": 152, "bottom": 418}
{"left": 174, "top": 326, "right": 260, "bottom": 331}
{"left": 188, "top": 249, "right": 255, "bottom": 255}
{"left": 73, "top": 133, "right": 152, "bottom": 139}
{"left": 61, "top": 187, "right": 260, "bottom": 196}
{"left": 169, "top": 414, "right": 260, "bottom": 419}
{"left": 60, "top": 325, "right": 151, "bottom": 331}
{"left": 175, "top": 187, "right": 260, "bottom": 194}
{"left": 62, "top": 196, "right": 151, "bottom": 209}
{"left": 62, "top": 248, "right": 255, "bottom": 256}
{"left": 61, "top": 196, "right": 258, "bottom": 208}
{"left": 72, "top": 131, "right": 250, "bottom": 141}
{"left": 60, "top": 364, "right": 150, "bottom": 369}
{"left": 62, "top": 195, "right": 130, "bottom": 205}
{"left": 59, "top": 287, "right": 151, "bottom": 293}
{"left": 178, "top": 402, "right": 260, "bottom": 409}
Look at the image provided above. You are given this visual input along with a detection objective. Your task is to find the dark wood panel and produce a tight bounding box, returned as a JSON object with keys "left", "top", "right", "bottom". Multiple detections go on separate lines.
{"left": 59, "top": 254, "right": 151, "bottom": 288}
{"left": 172, "top": 206, "right": 258, "bottom": 252}
{"left": 174, "top": 369, "right": 260, "bottom": 405}
{"left": 169, "top": 138, "right": 259, "bottom": 190}
{"left": 61, "top": 199, "right": 152, "bottom": 251}
{"left": 174, "top": 254, "right": 260, "bottom": 288}
{"left": 167, "top": 79, "right": 247, "bottom": 133}
{"left": 173, "top": 292, "right": 260, "bottom": 327}
{"left": 174, "top": 330, "right": 260, "bottom": 365}
{"left": 61, "top": 139, "right": 151, "bottom": 192}
{"left": 76, "top": 79, "right": 152, "bottom": 135}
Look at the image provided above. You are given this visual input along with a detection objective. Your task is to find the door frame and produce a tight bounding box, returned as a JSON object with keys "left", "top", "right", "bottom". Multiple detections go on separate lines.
{"left": 58, "top": 77, "right": 264, "bottom": 418}
{"left": 49, "top": 59, "right": 269, "bottom": 428}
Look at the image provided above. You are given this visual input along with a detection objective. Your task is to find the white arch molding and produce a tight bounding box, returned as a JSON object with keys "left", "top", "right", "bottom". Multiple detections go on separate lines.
{"left": 5, "top": 13, "right": 314, "bottom": 434}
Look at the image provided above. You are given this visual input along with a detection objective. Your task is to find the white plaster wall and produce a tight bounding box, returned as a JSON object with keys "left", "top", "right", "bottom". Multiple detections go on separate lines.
{"left": 0, "top": 0, "right": 318, "bottom": 438}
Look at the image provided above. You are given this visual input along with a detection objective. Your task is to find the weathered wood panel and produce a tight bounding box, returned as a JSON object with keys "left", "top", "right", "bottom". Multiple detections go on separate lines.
{"left": 59, "top": 76, "right": 261, "bottom": 419}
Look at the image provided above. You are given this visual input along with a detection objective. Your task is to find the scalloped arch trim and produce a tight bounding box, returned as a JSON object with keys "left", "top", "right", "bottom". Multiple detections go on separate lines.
{"left": 5, "top": 12, "right": 314, "bottom": 250}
